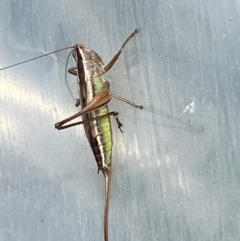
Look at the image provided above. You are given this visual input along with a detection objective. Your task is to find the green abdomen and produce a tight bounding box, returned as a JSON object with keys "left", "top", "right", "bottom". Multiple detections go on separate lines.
{"left": 84, "top": 75, "right": 113, "bottom": 171}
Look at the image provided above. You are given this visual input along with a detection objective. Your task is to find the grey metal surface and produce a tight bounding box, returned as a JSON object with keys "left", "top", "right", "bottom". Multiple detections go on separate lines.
{"left": 1, "top": 0, "right": 239, "bottom": 240}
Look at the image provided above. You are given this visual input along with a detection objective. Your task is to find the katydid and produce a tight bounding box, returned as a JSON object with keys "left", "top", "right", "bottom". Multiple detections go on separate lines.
{"left": 1, "top": 29, "right": 143, "bottom": 241}
{"left": 55, "top": 29, "right": 143, "bottom": 241}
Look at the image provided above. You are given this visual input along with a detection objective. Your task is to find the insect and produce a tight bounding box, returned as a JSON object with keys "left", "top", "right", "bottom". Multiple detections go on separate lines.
{"left": 1, "top": 29, "right": 143, "bottom": 241}
{"left": 55, "top": 29, "right": 143, "bottom": 241}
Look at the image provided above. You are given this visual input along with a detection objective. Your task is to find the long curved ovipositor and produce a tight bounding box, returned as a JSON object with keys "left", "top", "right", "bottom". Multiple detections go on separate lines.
{"left": 102, "top": 166, "right": 112, "bottom": 241}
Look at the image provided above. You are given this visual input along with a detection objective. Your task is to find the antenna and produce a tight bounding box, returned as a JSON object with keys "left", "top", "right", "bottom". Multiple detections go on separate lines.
{"left": 64, "top": 49, "right": 76, "bottom": 102}
{"left": 0, "top": 46, "right": 74, "bottom": 71}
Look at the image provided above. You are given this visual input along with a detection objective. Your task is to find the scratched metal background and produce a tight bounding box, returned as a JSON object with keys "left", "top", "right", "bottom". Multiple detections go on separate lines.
{"left": 0, "top": 0, "right": 240, "bottom": 240}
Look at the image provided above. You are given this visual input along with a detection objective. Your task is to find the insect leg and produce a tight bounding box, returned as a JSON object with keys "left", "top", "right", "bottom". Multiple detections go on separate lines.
{"left": 55, "top": 87, "right": 112, "bottom": 129}
{"left": 67, "top": 66, "right": 81, "bottom": 106}
{"left": 111, "top": 93, "right": 143, "bottom": 109}
{"left": 102, "top": 29, "right": 139, "bottom": 74}
{"left": 55, "top": 111, "right": 123, "bottom": 131}
{"left": 65, "top": 66, "right": 80, "bottom": 105}
{"left": 75, "top": 99, "right": 81, "bottom": 107}
{"left": 68, "top": 66, "right": 77, "bottom": 76}
{"left": 103, "top": 80, "right": 143, "bottom": 109}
